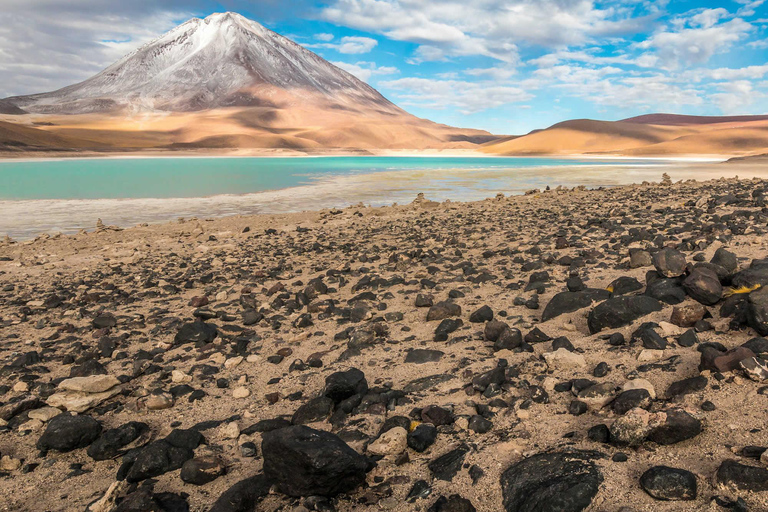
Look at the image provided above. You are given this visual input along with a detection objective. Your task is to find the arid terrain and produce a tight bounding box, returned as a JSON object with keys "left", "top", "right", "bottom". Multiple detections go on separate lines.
{"left": 3, "top": 175, "right": 768, "bottom": 511}
{"left": 482, "top": 114, "right": 768, "bottom": 158}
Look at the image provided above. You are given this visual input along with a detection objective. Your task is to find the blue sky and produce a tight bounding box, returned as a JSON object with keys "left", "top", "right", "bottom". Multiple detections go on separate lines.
{"left": 2, "top": 1, "right": 768, "bottom": 134}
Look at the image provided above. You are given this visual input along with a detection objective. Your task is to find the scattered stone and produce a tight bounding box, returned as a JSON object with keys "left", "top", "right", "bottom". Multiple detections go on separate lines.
{"left": 262, "top": 425, "right": 372, "bottom": 497}
{"left": 180, "top": 455, "right": 226, "bottom": 485}
{"left": 640, "top": 466, "right": 697, "bottom": 501}
{"left": 37, "top": 413, "right": 102, "bottom": 453}
{"left": 500, "top": 450, "right": 603, "bottom": 512}
{"left": 716, "top": 459, "right": 768, "bottom": 492}
{"left": 588, "top": 296, "right": 663, "bottom": 334}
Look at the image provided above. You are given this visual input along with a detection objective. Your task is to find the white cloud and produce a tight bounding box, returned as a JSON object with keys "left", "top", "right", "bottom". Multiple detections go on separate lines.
{"left": 529, "top": 48, "right": 657, "bottom": 68}
{"left": 735, "top": 0, "right": 767, "bottom": 17}
{"left": 711, "top": 80, "right": 763, "bottom": 112}
{"left": 465, "top": 66, "right": 518, "bottom": 81}
{"left": 0, "top": 8, "right": 191, "bottom": 97}
{"left": 379, "top": 77, "right": 533, "bottom": 114}
{"left": 315, "top": 33, "right": 335, "bottom": 41}
{"left": 307, "top": 35, "right": 379, "bottom": 54}
{"left": 321, "top": 0, "right": 653, "bottom": 63}
{"left": 637, "top": 16, "right": 753, "bottom": 68}
{"left": 689, "top": 8, "right": 729, "bottom": 28}
{"left": 685, "top": 64, "right": 768, "bottom": 81}
{"left": 331, "top": 61, "right": 399, "bottom": 81}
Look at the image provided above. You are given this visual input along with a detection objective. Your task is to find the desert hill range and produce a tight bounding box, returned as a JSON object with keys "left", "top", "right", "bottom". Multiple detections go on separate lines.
{"left": 0, "top": 12, "right": 766, "bottom": 159}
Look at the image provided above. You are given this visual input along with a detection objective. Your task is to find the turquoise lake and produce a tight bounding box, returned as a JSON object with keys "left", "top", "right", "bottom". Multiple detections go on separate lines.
{"left": 0, "top": 155, "right": 704, "bottom": 239}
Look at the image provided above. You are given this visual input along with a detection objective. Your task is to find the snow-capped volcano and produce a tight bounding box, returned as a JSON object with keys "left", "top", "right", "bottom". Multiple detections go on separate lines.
{"left": 5, "top": 12, "right": 399, "bottom": 114}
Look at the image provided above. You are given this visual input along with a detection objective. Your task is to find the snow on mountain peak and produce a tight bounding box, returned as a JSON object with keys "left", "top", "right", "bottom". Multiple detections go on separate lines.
{"left": 5, "top": 12, "right": 395, "bottom": 115}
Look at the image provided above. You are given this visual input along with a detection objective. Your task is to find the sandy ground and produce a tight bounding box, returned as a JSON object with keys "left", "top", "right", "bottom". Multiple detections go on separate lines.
{"left": 1, "top": 177, "right": 768, "bottom": 511}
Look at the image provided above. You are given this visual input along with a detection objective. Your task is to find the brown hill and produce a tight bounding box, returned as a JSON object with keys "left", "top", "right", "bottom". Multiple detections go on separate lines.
{"left": 622, "top": 113, "right": 768, "bottom": 126}
{"left": 0, "top": 120, "right": 103, "bottom": 152}
{"left": 483, "top": 115, "right": 768, "bottom": 157}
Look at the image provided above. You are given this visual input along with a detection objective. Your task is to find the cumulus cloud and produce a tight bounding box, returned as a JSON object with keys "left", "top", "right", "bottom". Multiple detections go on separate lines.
{"left": 711, "top": 80, "right": 763, "bottom": 112}
{"left": 308, "top": 36, "right": 379, "bottom": 54}
{"left": 379, "top": 77, "right": 533, "bottom": 114}
{"left": 332, "top": 61, "right": 399, "bottom": 81}
{"left": 321, "top": 0, "right": 653, "bottom": 63}
{"left": 637, "top": 15, "right": 753, "bottom": 68}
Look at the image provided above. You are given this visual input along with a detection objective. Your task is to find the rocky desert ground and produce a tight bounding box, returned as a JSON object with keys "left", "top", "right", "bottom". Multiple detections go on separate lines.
{"left": 3, "top": 176, "right": 768, "bottom": 511}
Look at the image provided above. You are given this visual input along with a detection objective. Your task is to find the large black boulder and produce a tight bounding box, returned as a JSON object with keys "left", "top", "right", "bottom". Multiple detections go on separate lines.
{"left": 542, "top": 290, "right": 610, "bottom": 322}
{"left": 683, "top": 268, "right": 722, "bottom": 306}
{"left": 588, "top": 296, "right": 663, "bottom": 334}
{"left": 647, "top": 409, "right": 702, "bottom": 445}
{"left": 640, "top": 466, "right": 697, "bottom": 500}
{"left": 652, "top": 248, "right": 687, "bottom": 278}
{"left": 88, "top": 421, "right": 150, "bottom": 460}
{"left": 37, "top": 413, "right": 102, "bottom": 453}
{"left": 500, "top": 450, "right": 604, "bottom": 512}
{"left": 323, "top": 368, "right": 368, "bottom": 403}
{"left": 748, "top": 287, "right": 768, "bottom": 336}
{"left": 261, "top": 425, "right": 372, "bottom": 497}
{"left": 716, "top": 460, "right": 768, "bottom": 492}
{"left": 122, "top": 429, "right": 203, "bottom": 483}
{"left": 645, "top": 275, "right": 687, "bottom": 305}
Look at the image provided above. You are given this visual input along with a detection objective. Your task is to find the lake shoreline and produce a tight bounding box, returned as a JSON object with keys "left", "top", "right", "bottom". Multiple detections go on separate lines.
{"left": 0, "top": 146, "right": 734, "bottom": 163}
{"left": 3, "top": 157, "right": 768, "bottom": 241}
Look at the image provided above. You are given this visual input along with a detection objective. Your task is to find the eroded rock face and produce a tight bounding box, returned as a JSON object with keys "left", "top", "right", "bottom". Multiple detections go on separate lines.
{"left": 500, "top": 451, "right": 604, "bottom": 512}
{"left": 262, "top": 425, "right": 372, "bottom": 497}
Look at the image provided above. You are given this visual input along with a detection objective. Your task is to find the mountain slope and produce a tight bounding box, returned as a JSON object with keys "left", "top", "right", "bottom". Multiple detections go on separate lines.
{"left": 0, "top": 12, "right": 494, "bottom": 153}
{"left": 4, "top": 12, "right": 398, "bottom": 115}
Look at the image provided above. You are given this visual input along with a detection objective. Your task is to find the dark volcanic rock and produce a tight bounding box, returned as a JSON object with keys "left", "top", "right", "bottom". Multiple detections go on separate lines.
{"left": 88, "top": 421, "right": 150, "bottom": 460}
{"left": 180, "top": 455, "right": 226, "bottom": 485}
{"left": 469, "top": 305, "right": 493, "bottom": 323}
{"left": 435, "top": 318, "right": 464, "bottom": 341}
{"left": 37, "top": 413, "right": 102, "bottom": 453}
{"left": 429, "top": 444, "right": 470, "bottom": 481}
{"left": 291, "top": 396, "right": 334, "bottom": 425}
{"left": 748, "top": 286, "right": 768, "bottom": 336}
{"left": 645, "top": 276, "right": 687, "bottom": 305}
{"left": 666, "top": 376, "right": 707, "bottom": 398}
{"left": 542, "top": 290, "right": 610, "bottom": 322}
{"left": 640, "top": 466, "right": 697, "bottom": 500}
{"left": 262, "top": 425, "right": 372, "bottom": 497}
{"left": 500, "top": 450, "right": 603, "bottom": 512}
{"left": 123, "top": 429, "right": 202, "bottom": 482}
{"left": 588, "top": 296, "right": 663, "bottom": 334}
{"left": 323, "top": 368, "right": 368, "bottom": 403}
{"left": 716, "top": 459, "right": 768, "bottom": 492}
{"left": 648, "top": 409, "right": 702, "bottom": 445}
{"left": 405, "top": 349, "right": 444, "bottom": 363}
{"left": 408, "top": 423, "right": 438, "bottom": 452}
{"left": 608, "top": 276, "right": 643, "bottom": 296}
{"left": 653, "top": 248, "right": 687, "bottom": 278}
{"left": 683, "top": 268, "right": 723, "bottom": 306}
{"left": 428, "top": 494, "right": 477, "bottom": 512}
{"left": 174, "top": 320, "right": 217, "bottom": 345}
{"left": 209, "top": 474, "right": 271, "bottom": 512}
{"left": 427, "top": 302, "right": 462, "bottom": 321}
{"left": 612, "top": 389, "right": 652, "bottom": 415}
